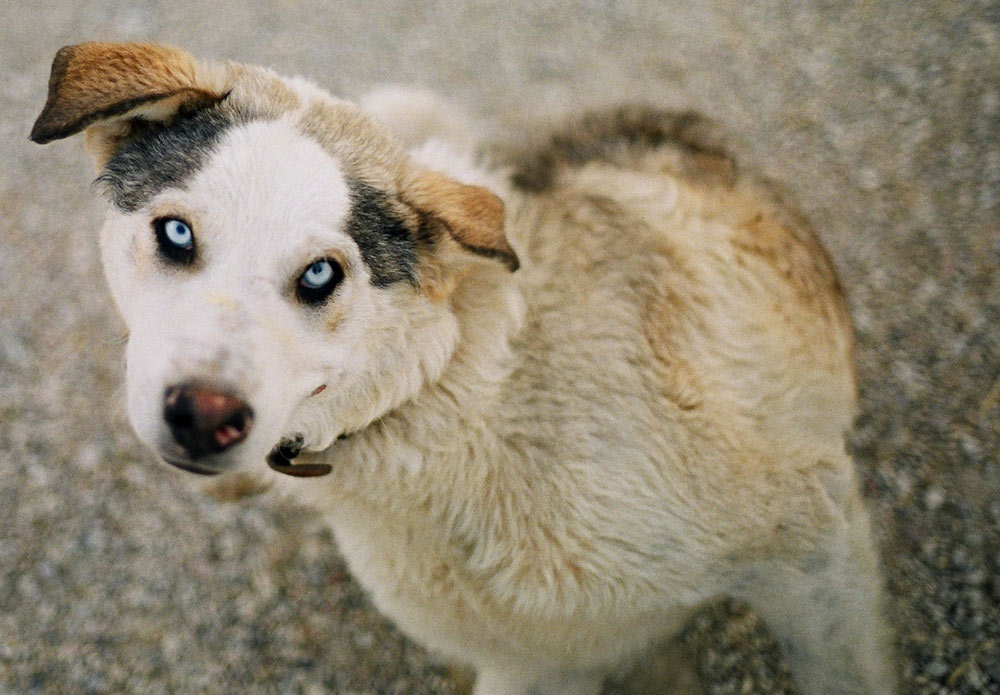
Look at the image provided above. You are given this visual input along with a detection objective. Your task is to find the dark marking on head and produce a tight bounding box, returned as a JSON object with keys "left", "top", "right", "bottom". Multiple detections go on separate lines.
{"left": 96, "top": 106, "right": 241, "bottom": 213}
{"left": 345, "top": 179, "right": 418, "bottom": 287}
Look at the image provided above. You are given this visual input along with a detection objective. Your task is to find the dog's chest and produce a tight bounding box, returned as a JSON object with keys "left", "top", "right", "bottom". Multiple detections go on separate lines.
{"left": 322, "top": 493, "right": 700, "bottom": 669}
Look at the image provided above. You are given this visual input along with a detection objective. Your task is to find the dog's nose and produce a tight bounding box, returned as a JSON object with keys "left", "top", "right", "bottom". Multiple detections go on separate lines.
{"left": 163, "top": 383, "right": 254, "bottom": 459}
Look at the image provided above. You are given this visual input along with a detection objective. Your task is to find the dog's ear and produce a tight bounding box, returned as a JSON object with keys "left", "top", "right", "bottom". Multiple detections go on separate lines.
{"left": 403, "top": 170, "right": 519, "bottom": 272}
{"left": 30, "top": 42, "right": 228, "bottom": 167}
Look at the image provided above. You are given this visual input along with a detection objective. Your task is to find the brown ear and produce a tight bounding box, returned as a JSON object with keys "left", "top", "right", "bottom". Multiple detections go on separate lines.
{"left": 404, "top": 170, "right": 519, "bottom": 272}
{"left": 30, "top": 42, "right": 227, "bottom": 160}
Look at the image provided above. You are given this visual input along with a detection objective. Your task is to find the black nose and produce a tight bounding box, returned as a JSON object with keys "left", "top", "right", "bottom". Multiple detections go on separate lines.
{"left": 163, "top": 383, "right": 254, "bottom": 459}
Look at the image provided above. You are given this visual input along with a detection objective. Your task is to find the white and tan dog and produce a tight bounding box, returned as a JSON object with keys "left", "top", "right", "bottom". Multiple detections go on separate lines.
{"left": 32, "top": 43, "right": 895, "bottom": 695}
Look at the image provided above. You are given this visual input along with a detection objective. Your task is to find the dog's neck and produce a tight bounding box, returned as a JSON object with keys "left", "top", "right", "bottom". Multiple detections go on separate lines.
{"left": 382, "top": 261, "right": 526, "bottom": 457}
{"left": 290, "top": 258, "right": 527, "bottom": 508}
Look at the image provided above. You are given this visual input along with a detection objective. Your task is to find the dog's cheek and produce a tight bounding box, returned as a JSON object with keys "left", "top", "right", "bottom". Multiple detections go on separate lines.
{"left": 123, "top": 332, "right": 171, "bottom": 453}
{"left": 98, "top": 217, "right": 148, "bottom": 323}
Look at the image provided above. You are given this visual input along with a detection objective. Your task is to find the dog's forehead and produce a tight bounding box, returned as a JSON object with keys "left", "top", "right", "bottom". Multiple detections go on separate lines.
{"left": 192, "top": 118, "right": 352, "bottom": 232}
{"left": 194, "top": 117, "right": 418, "bottom": 286}
{"left": 102, "top": 104, "right": 419, "bottom": 287}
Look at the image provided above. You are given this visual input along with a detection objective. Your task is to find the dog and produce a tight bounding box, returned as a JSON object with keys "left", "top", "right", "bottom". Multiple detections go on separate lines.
{"left": 31, "top": 42, "right": 895, "bottom": 695}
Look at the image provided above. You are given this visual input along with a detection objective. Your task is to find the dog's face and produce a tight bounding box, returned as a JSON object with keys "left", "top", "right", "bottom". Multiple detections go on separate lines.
{"left": 101, "top": 117, "right": 421, "bottom": 477}
{"left": 31, "top": 43, "right": 517, "bottom": 477}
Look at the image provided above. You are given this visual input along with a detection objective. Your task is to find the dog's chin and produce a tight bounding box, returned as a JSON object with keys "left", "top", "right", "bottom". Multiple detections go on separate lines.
{"left": 156, "top": 444, "right": 258, "bottom": 477}
{"left": 159, "top": 455, "right": 224, "bottom": 476}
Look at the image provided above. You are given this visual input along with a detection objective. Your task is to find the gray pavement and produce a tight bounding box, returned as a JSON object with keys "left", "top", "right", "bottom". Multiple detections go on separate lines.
{"left": 2, "top": 2, "right": 998, "bottom": 693}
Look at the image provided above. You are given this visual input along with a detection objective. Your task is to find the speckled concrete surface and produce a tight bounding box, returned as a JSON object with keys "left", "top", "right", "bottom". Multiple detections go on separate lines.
{"left": 2, "top": 2, "right": 998, "bottom": 693}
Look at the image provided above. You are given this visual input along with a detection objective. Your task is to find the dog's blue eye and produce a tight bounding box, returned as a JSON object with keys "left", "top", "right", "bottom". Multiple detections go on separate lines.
{"left": 163, "top": 219, "right": 193, "bottom": 248}
{"left": 296, "top": 258, "right": 343, "bottom": 305}
{"left": 154, "top": 217, "right": 196, "bottom": 265}
{"left": 302, "top": 260, "right": 334, "bottom": 288}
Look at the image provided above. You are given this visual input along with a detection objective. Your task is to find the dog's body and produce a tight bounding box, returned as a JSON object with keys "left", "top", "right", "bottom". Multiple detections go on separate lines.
{"left": 32, "top": 44, "right": 894, "bottom": 694}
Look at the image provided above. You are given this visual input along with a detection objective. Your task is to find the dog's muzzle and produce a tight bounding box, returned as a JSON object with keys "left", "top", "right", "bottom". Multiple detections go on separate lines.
{"left": 162, "top": 382, "right": 254, "bottom": 471}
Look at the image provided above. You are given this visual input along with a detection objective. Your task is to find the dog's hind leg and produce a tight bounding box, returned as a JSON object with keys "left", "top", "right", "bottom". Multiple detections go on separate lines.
{"left": 731, "top": 489, "right": 896, "bottom": 695}
{"left": 613, "top": 635, "right": 704, "bottom": 695}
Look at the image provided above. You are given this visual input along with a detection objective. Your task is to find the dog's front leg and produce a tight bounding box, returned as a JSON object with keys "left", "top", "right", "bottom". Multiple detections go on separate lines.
{"left": 473, "top": 667, "right": 604, "bottom": 695}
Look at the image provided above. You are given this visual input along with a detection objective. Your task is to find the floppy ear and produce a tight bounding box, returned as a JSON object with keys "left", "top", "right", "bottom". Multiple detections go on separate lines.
{"left": 30, "top": 42, "right": 228, "bottom": 167}
{"left": 403, "top": 170, "right": 519, "bottom": 272}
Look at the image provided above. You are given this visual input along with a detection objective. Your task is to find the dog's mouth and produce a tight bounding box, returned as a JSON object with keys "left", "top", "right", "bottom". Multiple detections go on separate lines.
{"left": 161, "top": 441, "right": 332, "bottom": 478}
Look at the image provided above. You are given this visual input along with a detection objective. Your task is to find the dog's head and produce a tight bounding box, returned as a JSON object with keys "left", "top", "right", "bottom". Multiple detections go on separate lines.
{"left": 32, "top": 42, "right": 518, "bottom": 477}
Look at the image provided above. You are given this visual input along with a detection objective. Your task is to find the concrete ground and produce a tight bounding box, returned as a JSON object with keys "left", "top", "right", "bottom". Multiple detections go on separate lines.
{"left": 2, "top": 1, "right": 998, "bottom": 693}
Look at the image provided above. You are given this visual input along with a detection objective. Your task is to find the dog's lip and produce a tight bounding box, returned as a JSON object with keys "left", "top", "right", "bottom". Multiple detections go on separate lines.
{"left": 160, "top": 455, "right": 222, "bottom": 476}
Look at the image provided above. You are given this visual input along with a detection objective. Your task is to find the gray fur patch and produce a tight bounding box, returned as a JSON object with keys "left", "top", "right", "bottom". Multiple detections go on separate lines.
{"left": 96, "top": 107, "right": 240, "bottom": 213}
{"left": 345, "top": 180, "right": 418, "bottom": 287}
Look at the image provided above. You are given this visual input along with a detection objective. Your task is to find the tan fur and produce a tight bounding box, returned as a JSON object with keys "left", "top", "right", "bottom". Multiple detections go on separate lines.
{"left": 31, "top": 43, "right": 226, "bottom": 164}
{"left": 31, "top": 43, "right": 210, "bottom": 137}
{"left": 402, "top": 170, "right": 519, "bottom": 271}
{"left": 297, "top": 100, "right": 409, "bottom": 188}
{"left": 31, "top": 42, "right": 304, "bottom": 169}
{"left": 32, "top": 45, "right": 895, "bottom": 695}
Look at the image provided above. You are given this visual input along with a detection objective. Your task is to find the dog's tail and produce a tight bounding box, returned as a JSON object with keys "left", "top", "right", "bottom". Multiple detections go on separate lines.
{"left": 508, "top": 106, "right": 733, "bottom": 192}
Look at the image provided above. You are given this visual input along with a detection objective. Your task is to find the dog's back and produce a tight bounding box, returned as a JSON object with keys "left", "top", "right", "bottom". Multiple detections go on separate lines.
{"left": 504, "top": 107, "right": 856, "bottom": 448}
